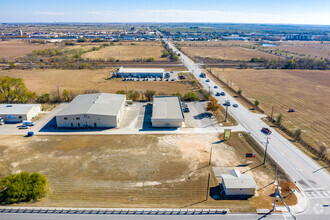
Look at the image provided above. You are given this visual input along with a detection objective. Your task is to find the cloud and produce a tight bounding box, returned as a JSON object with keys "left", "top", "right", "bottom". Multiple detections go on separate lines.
{"left": 35, "top": 11, "right": 65, "bottom": 16}
{"left": 87, "top": 11, "right": 103, "bottom": 15}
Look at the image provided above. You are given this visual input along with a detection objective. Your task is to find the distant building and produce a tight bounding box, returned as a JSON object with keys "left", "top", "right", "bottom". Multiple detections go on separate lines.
{"left": 113, "top": 67, "right": 165, "bottom": 78}
{"left": 0, "top": 104, "right": 41, "bottom": 123}
{"left": 213, "top": 168, "right": 257, "bottom": 197}
{"left": 56, "top": 93, "right": 126, "bottom": 128}
{"left": 151, "top": 96, "right": 184, "bottom": 128}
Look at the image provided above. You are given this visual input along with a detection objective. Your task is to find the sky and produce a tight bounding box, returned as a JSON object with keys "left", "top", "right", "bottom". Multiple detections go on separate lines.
{"left": 0, "top": 0, "right": 329, "bottom": 25}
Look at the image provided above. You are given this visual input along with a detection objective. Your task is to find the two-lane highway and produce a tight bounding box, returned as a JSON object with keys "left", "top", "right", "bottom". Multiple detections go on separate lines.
{"left": 165, "top": 39, "right": 330, "bottom": 217}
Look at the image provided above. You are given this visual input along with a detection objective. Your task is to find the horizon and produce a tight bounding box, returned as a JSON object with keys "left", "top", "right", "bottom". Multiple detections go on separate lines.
{"left": 1, "top": 0, "right": 330, "bottom": 25}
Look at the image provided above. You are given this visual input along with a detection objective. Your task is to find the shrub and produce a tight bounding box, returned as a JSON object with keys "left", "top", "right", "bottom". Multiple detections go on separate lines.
{"left": 183, "top": 92, "right": 197, "bottom": 101}
{"left": 37, "top": 93, "right": 50, "bottom": 103}
{"left": 145, "top": 90, "right": 156, "bottom": 101}
{"left": 0, "top": 172, "right": 48, "bottom": 205}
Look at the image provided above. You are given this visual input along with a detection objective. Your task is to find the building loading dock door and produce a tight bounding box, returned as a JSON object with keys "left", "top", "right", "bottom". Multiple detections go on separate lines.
{"left": 94, "top": 123, "right": 97, "bottom": 128}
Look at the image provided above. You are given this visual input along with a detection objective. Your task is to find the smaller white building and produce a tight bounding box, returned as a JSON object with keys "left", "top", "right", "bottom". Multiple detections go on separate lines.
{"left": 0, "top": 104, "right": 41, "bottom": 123}
{"left": 151, "top": 96, "right": 185, "bottom": 128}
{"left": 213, "top": 168, "right": 257, "bottom": 197}
{"left": 114, "top": 67, "right": 165, "bottom": 78}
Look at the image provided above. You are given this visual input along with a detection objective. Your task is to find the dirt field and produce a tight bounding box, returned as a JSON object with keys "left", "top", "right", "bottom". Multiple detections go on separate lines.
{"left": 211, "top": 68, "right": 330, "bottom": 155}
{"left": 176, "top": 41, "right": 278, "bottom": 61}
{"left": 0, "top": 40, "right": 57, "bottom": 60}
{"left": 0, "top": 133, "right": 296, "bottom": 211}
{"left": 274, "top": 41, "right": 330, "bottom": 59}
{"left": 82, "top": 41, "right": 167, "bottom": 61}
{"left": 0, "top": 69, "right": 193, "bottom": 95}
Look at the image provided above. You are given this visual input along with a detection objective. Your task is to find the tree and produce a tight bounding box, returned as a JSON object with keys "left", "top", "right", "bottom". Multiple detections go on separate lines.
{"left": 62, "top": 89, "right": 69, "bottom": 102}
{"left": 183, "top": 92, "right": 197, "bottom": 101}
{"left": 37, "top": 93, "right": 50, "bottom": 103}
{"left": 254, "top": 100, "right": 260, "bottom": 108}
{"left": 127, "top": 90, "right": 140, "bottom": 101}
{"left": 206, "top": 97, "right": 220, "bottom": 113}
{"left": 172, "top": 92, "right": 182, "bottom": 99}
{"left": 294, "top": 128, "right": 302, "bottom": 141}
{"left": 77, "top": 38, "right": 86, "bottom": 43}
{"left": 9, "top": 62, "right": 16, "bottom": 69}
{"left": 238, "top": 89, "right": 243, "bottom": 96}
{"left": 146, "top": 57, "right": 155, "bottom": 62}
{"left": 276, "top": 113, "right": 283, "bottom": 125}
{"left": 0, "top": 172, "right": 48, "bottom": 205}
{"left": 318, "top": 144, "right": 327, "bottom": 159}
{"left": 0, "top": 76, "right": 36, "bottom": 103}
{"left": 145, "top": 90, "right": 156, "bottom": 101}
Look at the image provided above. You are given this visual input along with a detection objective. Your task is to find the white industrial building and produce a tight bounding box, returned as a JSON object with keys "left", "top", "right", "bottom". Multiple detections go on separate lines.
{"left": 151, "top": 96, "right": 184, "bottom": 128}
{"left": 56, "top": 93, "right": 126, "bottom": 128}
{"left": 0, "top": 104, "right": 41, "bottom": 123}
{"left": 113, "top": 67, "right": 164, "bottom": 78}
{"left": 213, "top": 168, "right": 257, "bottom": 197}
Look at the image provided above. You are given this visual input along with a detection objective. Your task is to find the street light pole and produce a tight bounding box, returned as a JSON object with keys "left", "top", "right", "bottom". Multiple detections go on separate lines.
{"left": 263, "top": 136, "right": 270, "bottom": 165}
{"left": 224, "top": 104, "right": 229, "bottom": 122}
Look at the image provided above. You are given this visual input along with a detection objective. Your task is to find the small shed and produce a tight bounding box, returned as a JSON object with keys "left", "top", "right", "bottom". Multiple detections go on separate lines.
{"left": 213, "top": 168, "right": 257, "bottom": 197}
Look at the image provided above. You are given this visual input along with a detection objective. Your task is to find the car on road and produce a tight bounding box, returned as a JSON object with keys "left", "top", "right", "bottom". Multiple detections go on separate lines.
{"left": 215, "top": 92, "right": 220, "bottom": 96}
{"left": 171, "top": 78, "right": 175, "bottom": 81}
{"left": 18, "top": 125, "right": 29, "bottom": 129}
{"left": 262, "top": 127, "right": 272, "bottom": 135}
{"left": 183, "top": 107, "right": 190, "bottom": 113}
{"left": 214, "top": 85, "right": 218, "bottom": 89}
{"left": 206, "top": 79, "right": 210, "bottom": 82}
{"left": 233, "top": 104, "right": 239, "bottom": 108}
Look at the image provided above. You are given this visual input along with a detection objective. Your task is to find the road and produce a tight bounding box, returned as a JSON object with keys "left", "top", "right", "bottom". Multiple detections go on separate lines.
{"left": 165, "top": 39, "right": 330, "bottom": 218}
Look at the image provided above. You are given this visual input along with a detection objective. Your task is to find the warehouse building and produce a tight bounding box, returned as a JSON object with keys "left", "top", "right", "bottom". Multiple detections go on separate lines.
{"left": 56, "top": 93, "right": 126, "bottom": 128}
{"left": 151, "top": 96, "right": 184, "bottom": 128}
{"left": 213, "top": 168, "right": 257, "bottom": 197}
{"left": 0, "top": 104, "right": 41, "bottom": 123}
{"left": 113, "top": 67, "right": 165, "bottom": 78}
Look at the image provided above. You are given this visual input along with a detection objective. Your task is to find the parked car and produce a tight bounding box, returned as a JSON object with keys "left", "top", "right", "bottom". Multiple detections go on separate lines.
{"left": 262, "top": 127, "right": 272, "bottom": 135}
{"left": 183, "top": 107, "right": 190, "bottom": 113}
{"left": 0, "top": 117, "right": 4, "bottom": 125}
{"left": 18, "top": 125, "right": 29, "bottom": 129}
{"left": 171, "top": 78, "right": 175, "bottom": 81}
{"left": 220, "top": 92, "right": 226, "bottom": 96}
{"left": 288, "top": 108, "right": 296, "bottom": 112}
{"left": 206, "top": 79, "right": 210, "bottom": 82}
{"left": 214, "top": 85, "right": 218, "bottom": 89}
{"left": 215, "top": 92, "right": 221, "bottom": 96}
{"left": 179, "top": 75, "right": 186, "bottom": 80}
{"left": 23, "top": 120, "right": 35, "bottom": 126}
{"left": 200, "top": 73, "right": 206, "bottom": 78}
{"left": 233, "top": 104, "right": 239, "bottom": 108}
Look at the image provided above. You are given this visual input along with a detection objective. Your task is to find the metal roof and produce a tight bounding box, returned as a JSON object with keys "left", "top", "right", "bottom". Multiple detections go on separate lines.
{"left": 0, "top": 104, "right": 41, "bottom": 115}
{"left": 56, "top": 93, "right": 126, "bottom": 117}
{"left": 117, "top": 67, "right": 165, "bottom": 74}
{"left": 151, "top": 96, "right": 184, "bottom": 121}
{"left": 220, "top": 169, "right": 257, "bottom": 189}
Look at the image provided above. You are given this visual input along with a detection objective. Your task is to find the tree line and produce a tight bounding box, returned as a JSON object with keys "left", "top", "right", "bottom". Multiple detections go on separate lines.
{"left": 250, "top": 57, "right": 329, "bottom": 70}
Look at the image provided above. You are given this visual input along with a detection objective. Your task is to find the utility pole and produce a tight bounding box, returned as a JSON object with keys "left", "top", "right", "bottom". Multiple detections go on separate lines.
{"left": 224, "top": 104, "right": 229, "bottom": 122}
{"left": 263, "top": 136, "right": 270, "bottom": 165}
{"left": 271, "top": 105, "right": 275, "bottom": 121}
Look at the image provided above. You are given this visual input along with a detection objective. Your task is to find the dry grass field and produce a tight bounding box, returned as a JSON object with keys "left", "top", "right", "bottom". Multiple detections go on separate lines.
{"left": 0, "top": 40, "right": 57, "bottom": 60}
{"left": 211, "top": 68, "right": 330, "bottom": 154}
{"left": 176, "top": 41, "right": 279, "bottom": 61}
{"left": 274, "top": 41, "right": 330, "bottom": 59}
{"left": 0, "top": 69, "right": 193, "bottom": 95}
{"left": 82, "top": 41, "right": 167, "bottom": 61}
{"left": 0, "top": 133, "right": 296, "bottom": 211}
